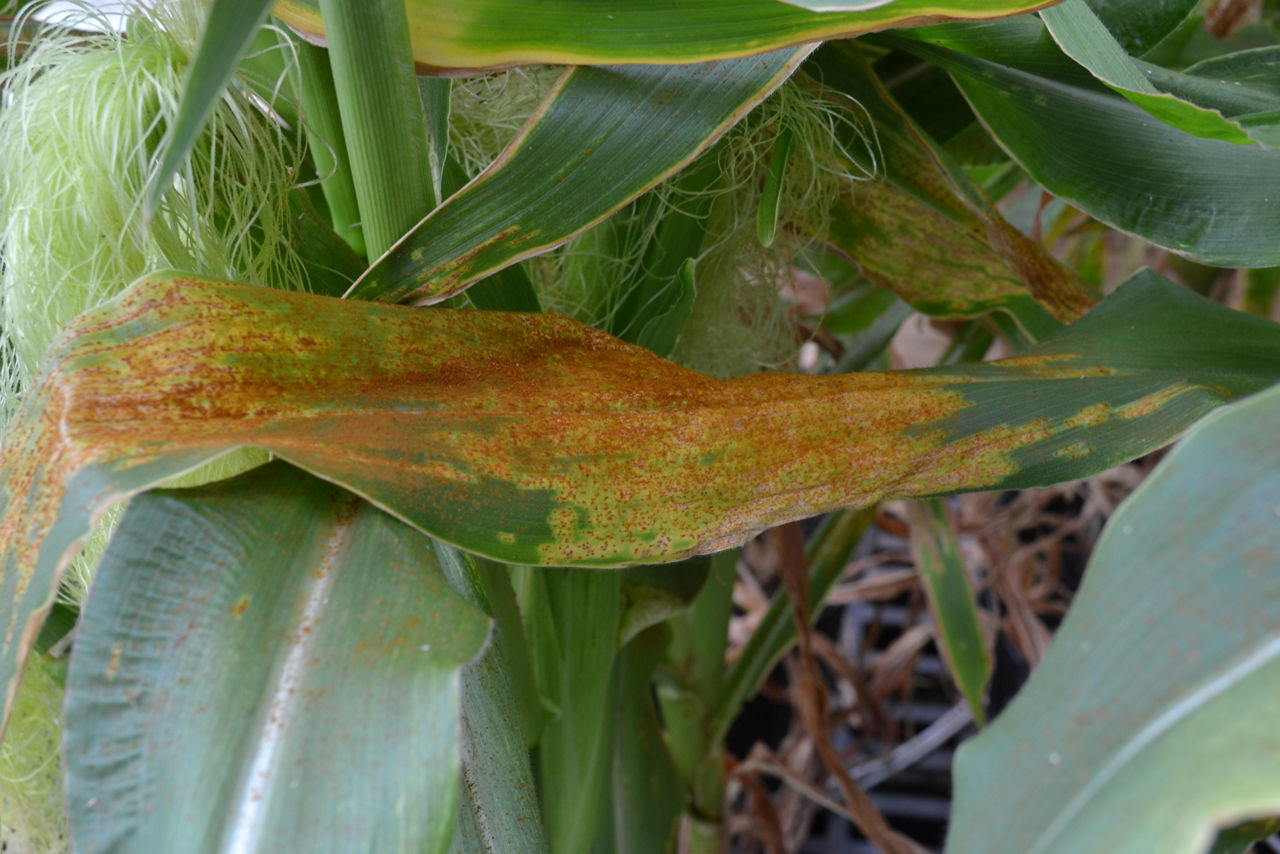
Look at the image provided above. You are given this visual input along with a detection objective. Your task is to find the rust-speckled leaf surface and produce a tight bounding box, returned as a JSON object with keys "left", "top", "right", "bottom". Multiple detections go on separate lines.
{"left": 3, "top": 269, "right": 1280, "bottom": 730}
{"left": 811, "top": 42, "right": 1098, "bottom": 324}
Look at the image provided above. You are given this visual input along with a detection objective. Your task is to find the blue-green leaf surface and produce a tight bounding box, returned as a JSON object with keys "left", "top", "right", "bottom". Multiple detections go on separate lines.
{"left": 64, "top": 462, "right": 490, "bottom": 854}
{"left": 948, "top": 382, "right": 1280, "bottom": 853}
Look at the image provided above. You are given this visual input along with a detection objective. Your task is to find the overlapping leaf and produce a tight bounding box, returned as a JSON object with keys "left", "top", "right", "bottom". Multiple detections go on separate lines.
{"left": 947, "top": 381, "right": 1280, "bottom": 854}
{"left": 808, "top": 43, "right": 1094, "bottom": 326}
{"left": 827, "top": 188, "right": 1060, "bottom": 331}
{"left": 894, "top": 20, "right": 1280, "bottom": 267}
{"left": 350, "top": 50, "right": 808, "bottom": 304}
{"left": 1081, "top": 0, "right": 1198, "bottom": 54}
{"left": 908, "top": 499, "right": 990, "bottom": 725}
{"left": 438, "top": 555, "right": 549, "bottom": 854}
{"left": 4, "top": 269, "right": 1280, "bottom": 732}
{"left": 63, "top": 462, "right": 490, "bottom": 854}
{"left": 145, "top": 0, "right": 276, "bottom": 215}
{"left": 273, "top": 0, "right": 1058, "bottom": 73}
{"left": 1041, "top": 0, "right": 1280, "bottom": 146}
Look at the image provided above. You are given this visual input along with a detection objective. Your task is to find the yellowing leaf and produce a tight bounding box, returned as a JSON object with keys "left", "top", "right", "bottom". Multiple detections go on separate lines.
{"left": 273, "top": 0, "right": 1060, "bottom": 72}
{"left": 2, "top": 269, "right": 1279, "bottom": 731}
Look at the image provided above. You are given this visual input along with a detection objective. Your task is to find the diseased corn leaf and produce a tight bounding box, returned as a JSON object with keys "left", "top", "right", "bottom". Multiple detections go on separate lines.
{"left": 272, "top": 0, "right": 1059, "bottom": 73}
{"left": 808, "top": 43, "right": 1095, "bottom": 324}
{"left": 1041, "top": 0, "right": 1279, "bottom": 146}
{"left": 63, "top": 461, "right": 490, "bottom": 854}
{"left": 3, "top": 269, "right": 1280, "bottom": 731}
{"left": 349, "top": 50, "right": 808, "bottom": 305}
{"left": 947, "top": 382, "right": 1280, "bottom": 854}
{"left": 908, "top": 499, "right": 990, "bottom": 725}
{"left": 827, "top": 188, "right": 1058, "bottom": 333}
{"left": 893, "top": 20, "right": 1280, "bottom": 267}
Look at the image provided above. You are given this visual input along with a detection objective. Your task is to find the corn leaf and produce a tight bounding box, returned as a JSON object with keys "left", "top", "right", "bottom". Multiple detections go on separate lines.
{"left": 1081, "top": 0, "right": 1197, "bottom": 54}
{"left": 3, "top": 269, "right": 1280, "bottom": 732}
{"left": 778, "top": 0, "right": 898, "bottom": 10}
{"left": 893, "top": 20, "right": 1280, "bottom": 267}
{"left": 827, "top": 188, "right": 1060, "bottom": 333}
{"left": 63, "top": 461, "right": 490, "bottom": 854}
{"left": 613, "top": 626, "right": 686, "bottom": 854}
{"left": 450, "top": 643, "right": 550, "bottom": 854}
{"left": 947, "top": 380, "right": 1280, "bottom": 854}
{"left": 317, "top": 0, "right": 433, "bottom": 259}
{"left": 1041, "top": 0, "right": 1280, "bottom": 146}
{"left": 145, "top": 0, "right": 275, "bottom": 215}
{"left": 809, "top": 43, "right": 1095, "bottom": 324}
{"left": 436, "top": 551, "right": 549, "bottom": 854}
{"left": 350, "top": 50, "right": 809, "bottom": 304}
{"left": 908, "top": 499, "right": 990, "bottom": 725}
{"left": 272, "top": 0, "right": 1060, "bottom": 73}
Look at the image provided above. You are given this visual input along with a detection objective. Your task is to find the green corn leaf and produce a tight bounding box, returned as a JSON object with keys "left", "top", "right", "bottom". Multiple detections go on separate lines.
{"left": 1041, "top": 0, "right": 1279, "bottom": 146}
{"left": 756, "top": 125, "right": 795, "bottom": 248}
{"left": 778, "top": 0, "right": 899, "bottom": 10}
{"left": 1081, "top": 0, "right": 1198, "bottom": 55}
{"left": 349, "top": 50, "right": 809, "bottom": 304}
{"left": 145, "top": 0, "right": 274, "bottom": 216}
{"left": 631, "top": 260, "right": 698, "bottom": 360}
{"left": 609, "top": 150, "right": 721, "bottom": 350}
{"left": 63, "top": 461, "right": 490, "bottom": 854}
{"left": 613, "top": 626, "right": 686, "bottom": 854}
{"left": 947, "top": 380, "right": 1280, "bottom": 854}
{"left": 893, "top": 20, "right": 1280, "bottom": 267}
{"left": 525, "top": 569, "right": 622, "bottom": 854}
{"left": 427, "top": 546, "right": 549, "bottom": 853}
{"left": 3, "top": 269, "right": 1280, "bottom": 733}
{"left": 295, "top": 38, "right": 365, "bottom": 256}
{"left": 1209, "top": 819, "right": 1280, "bottom": 854}
{"left": 1168, "top": 47, "right": 1280, "bottom": 147}
{"left": 907, "top": 498, "right": 990, "bottom": 725}
{"left": 273, "top": 0, "right": 1060, "bottom": 73}
{"left": 318, "top": 0, "right": 433, "bottom": 259}
{"left": 450, "top": 643, "right": 550, "bottom": 854}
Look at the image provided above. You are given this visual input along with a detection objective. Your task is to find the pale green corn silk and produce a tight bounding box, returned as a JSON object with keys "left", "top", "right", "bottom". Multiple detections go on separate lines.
{"left": 670, "top": 80, "right": 876, "bottom": 376}
{"left": 530, "top": 78, "right": 874, "bottom": 377}
{"left": 0, "top": 654, "right": 69, "bottom": 854}
{"left": 0, "top": 0, "right": 315, "bottom": 607}
{"left": 449, "top": 71, "right": 873, "bottom": 376}
{"left": 448, "top": 64, "right": 563, "bottom": 177}
{"left": 0, "top": 1, "right": 309, "bottom": 400}
{"left": 0, "top": 4, "right": 308, "bottom": 842}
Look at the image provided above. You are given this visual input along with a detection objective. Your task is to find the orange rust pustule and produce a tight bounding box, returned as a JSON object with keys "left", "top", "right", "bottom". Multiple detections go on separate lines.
{"left": 0, "top": 270, "right": 1258, "bottom": 734}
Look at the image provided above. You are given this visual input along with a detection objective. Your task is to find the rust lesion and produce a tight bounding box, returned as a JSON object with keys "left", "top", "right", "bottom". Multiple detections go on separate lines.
{"left": 0, "top": 272, "right": 1261, "bottom": 734}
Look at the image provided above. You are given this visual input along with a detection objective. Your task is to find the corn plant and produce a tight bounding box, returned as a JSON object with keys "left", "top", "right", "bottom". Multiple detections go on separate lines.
{"left": 1, "top": 0, "right": 1279, "bottom": 852}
